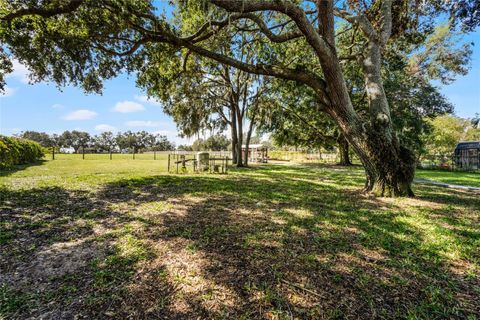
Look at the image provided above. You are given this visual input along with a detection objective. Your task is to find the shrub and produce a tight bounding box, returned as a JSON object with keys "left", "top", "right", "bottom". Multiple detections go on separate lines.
{"left": 0, "top": 136, "right": 44, "bottom": 169}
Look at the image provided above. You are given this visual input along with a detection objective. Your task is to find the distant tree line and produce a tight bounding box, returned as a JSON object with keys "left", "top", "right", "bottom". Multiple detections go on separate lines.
{"left": 177, "top": 134, "right": 230, "bottom": 152}
{"left": 175, "top": 134, "right": 266, "bottom": 152}
{"left": 15, "top": 130, "right": 175, "bottom": 153}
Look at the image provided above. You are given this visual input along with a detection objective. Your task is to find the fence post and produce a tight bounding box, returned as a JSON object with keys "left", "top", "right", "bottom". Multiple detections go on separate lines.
{"left": 168, "top": 154, "right": 171, "bottom": 173}
{"left": 82, "top": 147, "right": 85, "bottom": 160}
{"left": 133, "top": 150, "right": 135, "bottom": 160}
{"left": 52, "top": 147, "right": 55, "bottom": 160}
{"left": 154, "top": 151, "right": 156, "bottom": 160}
{"left": 110, "top": 151, "right": 112, "bottom": 160}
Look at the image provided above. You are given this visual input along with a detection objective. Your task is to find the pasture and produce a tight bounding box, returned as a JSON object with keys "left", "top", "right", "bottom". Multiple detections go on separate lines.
{"left": 1, "top": 159, "right": 479, "bottom": 319}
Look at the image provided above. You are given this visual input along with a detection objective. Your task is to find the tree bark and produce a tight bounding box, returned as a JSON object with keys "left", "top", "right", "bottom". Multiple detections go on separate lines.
{"left": 354, "top": 131, "right": 416, "bottom": 197}
{"left": 230, "top": 107, "right": 238, "bottom": 164}
{"left": 236, "top": 111, "right": 244, "bottom": 167}
{"left": 337, "top": 133, "right": 352, "bottom": 166}
{"left": 243, "top": 116, "right": 256, "bottom": 167}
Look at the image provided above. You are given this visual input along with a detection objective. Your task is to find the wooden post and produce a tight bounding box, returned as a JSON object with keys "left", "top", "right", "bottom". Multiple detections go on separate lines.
{"left": 110, "top": 151, "right": 112, "bottom": 160}
{"left": 82, "top": 147, "right": 85, "bottom": 160}
{"left": 181, "top": 155, "right": 186, "bottom": 170}
{"left": 168, "top": 154, "right": 170, "bottom": 173}
{"left": 52, "top": 147, "right": 55, "bottom": 160}
{"left": 154, "top": 151, "right": 156, "bottom": 160}
{"left": 133, "top": 149, "right": 135, "bottom": 160}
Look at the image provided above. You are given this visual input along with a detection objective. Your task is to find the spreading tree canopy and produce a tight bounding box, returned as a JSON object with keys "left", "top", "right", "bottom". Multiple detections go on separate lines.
{"left": 1, "top": 0, "right": 476, "bottom": 196}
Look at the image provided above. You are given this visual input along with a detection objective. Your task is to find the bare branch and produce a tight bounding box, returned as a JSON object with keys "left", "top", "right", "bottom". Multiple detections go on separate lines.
{"left": 333, "top": 8, "right": 379, "bottom": 42}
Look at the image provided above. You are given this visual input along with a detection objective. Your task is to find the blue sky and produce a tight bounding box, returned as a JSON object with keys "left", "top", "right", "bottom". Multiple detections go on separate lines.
{"left": 0, "top": 27, "right": 479, "bottom": 144}
{"left": 0, "top": 70, "right": 192, "bottom": 145}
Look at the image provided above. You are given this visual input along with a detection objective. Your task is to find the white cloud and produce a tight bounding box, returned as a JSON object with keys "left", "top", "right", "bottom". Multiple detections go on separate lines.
{"left": 63, "top": 109, "right": 98, "bottom": 121}
{"left": 112, "top": 101, "right": 145, "bottom": 113}
{"left": 0, "top": 86, "right": 17, "bottom": 98}
{"left": 134, "top": 95, "right": 162, "bottom": 107}
{"left": 126, "top": 120, "right": 165, "bottom": 127}
{"left": 7, "top": 59, "right": 30, "bottom": 84}
{"left": 95, "top": 124, "right": 116, "bottom": 132}
{"left": 51, "top": 103, "right": 65, "bottom": 109}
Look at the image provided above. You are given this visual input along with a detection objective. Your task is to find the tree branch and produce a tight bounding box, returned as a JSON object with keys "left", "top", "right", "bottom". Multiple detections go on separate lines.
{"left": 379, "top": 0, "right": 393, "bottom": 45}
{"left": 182, "top": 12, "right": 303, "bottom": 44}
{"left": 333, "top": 8, "right": 379, "bottom": 42}
{"left": 162, "top": 32, "right": 330, "bottom": 105}
{"left": 210, "top": 0, "right": 333, "bottom": 61}
{"left": 1, "top": 0, "right": 84, "bottom": 22}
{"left": 94, "top": 37, "right": 150, "bottom": 57}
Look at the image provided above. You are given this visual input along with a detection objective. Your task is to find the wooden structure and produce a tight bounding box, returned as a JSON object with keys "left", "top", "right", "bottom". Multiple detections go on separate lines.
{"left": 167, "top": 152, "right": 230, "bottom": 174}
{"left": 454, "top": 141, "right": 480, "bottom": 170}
{"left": 241, "top": 144, "right": 268, "bottom": 163}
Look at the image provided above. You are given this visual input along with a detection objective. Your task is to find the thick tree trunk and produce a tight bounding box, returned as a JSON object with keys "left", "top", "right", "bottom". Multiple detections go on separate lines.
{"left": 317, "top": 42, "right": 415, "bottom": 196}
{"left": 231, "top": 108, "right": 238, "bottom": 165}
{"left": 337, "top": 133, "right": 352, "bottom": 166}
{"left": 235, "top": 112, "right": 244, "bottom": 167}
{"left": 231, "top": 139, "right": 237, "bottom": 165}
{"left": 243, "top": 117, "right": 255, "bottom": 167}
{"left": 354, "top": 132, "right": 416, "bottom": 197}
{"left": 357, "top": 41, "right": 415, "bottom": 197}
{"left": 330, "top": 101, "right": 416, "bottom": 197}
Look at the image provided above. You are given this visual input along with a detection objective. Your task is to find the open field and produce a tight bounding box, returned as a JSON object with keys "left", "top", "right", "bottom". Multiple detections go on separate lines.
{"left": 1, "top": 160, "right": 479, "bottom": 319}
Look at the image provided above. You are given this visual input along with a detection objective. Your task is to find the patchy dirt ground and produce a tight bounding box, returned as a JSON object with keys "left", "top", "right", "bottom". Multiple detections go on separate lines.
{"left": 1, "top": 163, "right": 479, "bottom": 319}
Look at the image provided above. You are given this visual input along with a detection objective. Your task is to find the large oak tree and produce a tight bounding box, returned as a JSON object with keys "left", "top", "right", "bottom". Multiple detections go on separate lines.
{"left": 0, "top": 0, "right": 475, "bottom": 196}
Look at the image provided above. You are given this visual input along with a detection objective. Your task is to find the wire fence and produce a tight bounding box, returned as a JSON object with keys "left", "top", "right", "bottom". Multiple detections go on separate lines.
{"left": 268, "top": 151, "right": 350, "bottom": 164}
{"left": 418, "top": 154, "right": 480, "bottom": 171}
{"left": 43, "top": 148, "right": 479, "bottom": 172}
{"left": 44, "top": 149, "right": 231, "bottom": 161}
{"left": 44, "top": 149, "right": 348, "bottom": 164}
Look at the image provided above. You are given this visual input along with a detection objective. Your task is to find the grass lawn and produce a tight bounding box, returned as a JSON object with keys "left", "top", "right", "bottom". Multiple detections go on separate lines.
{"left": 416, "top": 169, "right": 480, "bottom": 188}
{"left": 1, "top": 159, "right": 479, "bottom": 319}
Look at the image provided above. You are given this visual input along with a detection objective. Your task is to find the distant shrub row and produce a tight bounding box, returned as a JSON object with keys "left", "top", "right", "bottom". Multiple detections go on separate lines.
{"left": 0, "top": 135, "right": 45, "bottom": 169}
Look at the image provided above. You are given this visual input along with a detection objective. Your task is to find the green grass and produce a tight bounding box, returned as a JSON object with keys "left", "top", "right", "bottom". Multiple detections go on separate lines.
{"left": 0, "top": 158, "right": 169, "bottom": 190}
{"left": 0, "top": 159, "right": 479, "bottom": 319}
{"left": 416, "top": 169, "right": 480, "bottom": 188}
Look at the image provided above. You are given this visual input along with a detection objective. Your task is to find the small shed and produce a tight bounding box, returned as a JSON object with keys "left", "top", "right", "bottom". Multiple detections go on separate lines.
{"left": 454, "top": 141, "right": 480, "bottom": 170}
{"left": 242, "top": 144, "right": 268, "bottom": 163}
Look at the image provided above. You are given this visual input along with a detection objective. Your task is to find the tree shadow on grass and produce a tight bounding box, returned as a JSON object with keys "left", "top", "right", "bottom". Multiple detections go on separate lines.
{"left": 0, "top": 186, "right": 180, "bottom": 319}
{"left": 1, "top": 168, "right": 479, "bottom": 319}
{"left": 95, "top": 173, "right": 479, "bottom": 318}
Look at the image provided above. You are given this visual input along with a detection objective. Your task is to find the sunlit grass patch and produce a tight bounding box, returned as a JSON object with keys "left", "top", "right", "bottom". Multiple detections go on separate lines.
{"left": 416, "top": 169, "right": 480, "bottom": 188}
{"left": 1, "top": 160, "right": 479, "bottom": 319}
